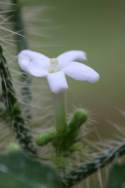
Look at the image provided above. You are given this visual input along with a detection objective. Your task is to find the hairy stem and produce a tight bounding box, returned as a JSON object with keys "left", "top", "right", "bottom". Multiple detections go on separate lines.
{"left": 10, "top": 0, "right": 32, "bottom": 121}
{"left": 62, "top": 141, "right": 125, "bottom": 187}
{"left": 11, "top": 0, "right": 28, "bottom": 51}
{"left": 0, "top": 46, "right": 37, "bottom": 155}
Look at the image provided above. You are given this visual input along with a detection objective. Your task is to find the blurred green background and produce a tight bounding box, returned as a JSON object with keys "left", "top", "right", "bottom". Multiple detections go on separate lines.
{"left": 1, "top": 0, "right": 125, "bottom": 187}
{"left": 20, "top": 0, "right": 125, "bottom": 135}
{"left": 21, "top": 1, "right": 125, "bottom": 187}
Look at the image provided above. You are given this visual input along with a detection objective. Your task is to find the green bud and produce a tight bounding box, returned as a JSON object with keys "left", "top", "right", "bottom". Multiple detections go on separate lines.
{"left": 68, "top": 109, "right": 88, "bottom": 134}
{"left": 36, "top": 130, "right": 57, "bottom": 146}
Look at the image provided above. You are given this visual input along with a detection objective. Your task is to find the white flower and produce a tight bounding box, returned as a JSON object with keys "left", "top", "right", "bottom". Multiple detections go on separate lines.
{"left": 18, "top": 50, "right": 100, "bottom": 94}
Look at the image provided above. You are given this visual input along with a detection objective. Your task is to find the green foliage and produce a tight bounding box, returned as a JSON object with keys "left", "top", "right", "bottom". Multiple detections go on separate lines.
{"left": 36, "top": 109, "right": 88, "bottom": 153}
{"left": 53, "top": 109, "right": 88, "bottom": 153}
{"left": 0, "top": 151, "right": 63, "bottom": 188}
{"left": 107, "top": 163, "right": 125, "bottom": 188}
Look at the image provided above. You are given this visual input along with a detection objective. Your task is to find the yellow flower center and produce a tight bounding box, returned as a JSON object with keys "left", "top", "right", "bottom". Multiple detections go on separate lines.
{"left": 48, "top": 58, "right": 60, "bottom": 73}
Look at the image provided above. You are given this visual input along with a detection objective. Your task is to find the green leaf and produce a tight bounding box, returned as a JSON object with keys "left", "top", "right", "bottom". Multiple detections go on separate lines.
{"left": 0, "top": 151, "right": 63, "bottom": 188}
{"left": 107, "top": 163, "right": 125, "bottom": 188}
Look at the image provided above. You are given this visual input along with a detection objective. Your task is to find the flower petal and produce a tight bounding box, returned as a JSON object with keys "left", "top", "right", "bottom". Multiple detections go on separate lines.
{"left": 57, "top": 50, "right": 87, "bottom": 68}
{"left": 62, "top": 62, "right": 100, "bottom": 83}
{"left": 47, "top": 71, "right": 68, "bottom": 94}
{"left": 18, "top": 50, "right": 50, "bottom": 77}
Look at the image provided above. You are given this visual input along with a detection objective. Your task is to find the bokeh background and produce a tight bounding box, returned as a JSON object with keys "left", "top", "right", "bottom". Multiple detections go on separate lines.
{"left": 21, "top": 0, "right": 125, "bottom": 136}
{"left": 0, "top": 0, "right": 125, "bottom": 187}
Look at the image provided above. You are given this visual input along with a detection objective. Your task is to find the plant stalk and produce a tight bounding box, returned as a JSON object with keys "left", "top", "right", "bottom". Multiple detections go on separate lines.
{"left": 10, "top": 0, "right": 32, "bottom": 121}
{"left": 0, "top": 46, "right": 37, "bottom": 155}
{"left": 54, "top": 92, "right": 67, "bottom": 134}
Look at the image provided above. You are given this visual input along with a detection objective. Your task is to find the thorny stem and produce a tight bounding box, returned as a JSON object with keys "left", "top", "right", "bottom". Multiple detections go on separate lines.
{"left": 0, "top": 46, "right": 37, "bottom": 155}
{"left": 62, "top": 141, "right": 125, "bottom": 187}
{"left": 10, "top": 0, "right": 32, "bottom": 121}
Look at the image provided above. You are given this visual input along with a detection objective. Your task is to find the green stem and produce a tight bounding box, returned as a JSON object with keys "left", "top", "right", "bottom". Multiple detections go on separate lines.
{"left": 54, "top": 92, "right": 67, "bottom": 134}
